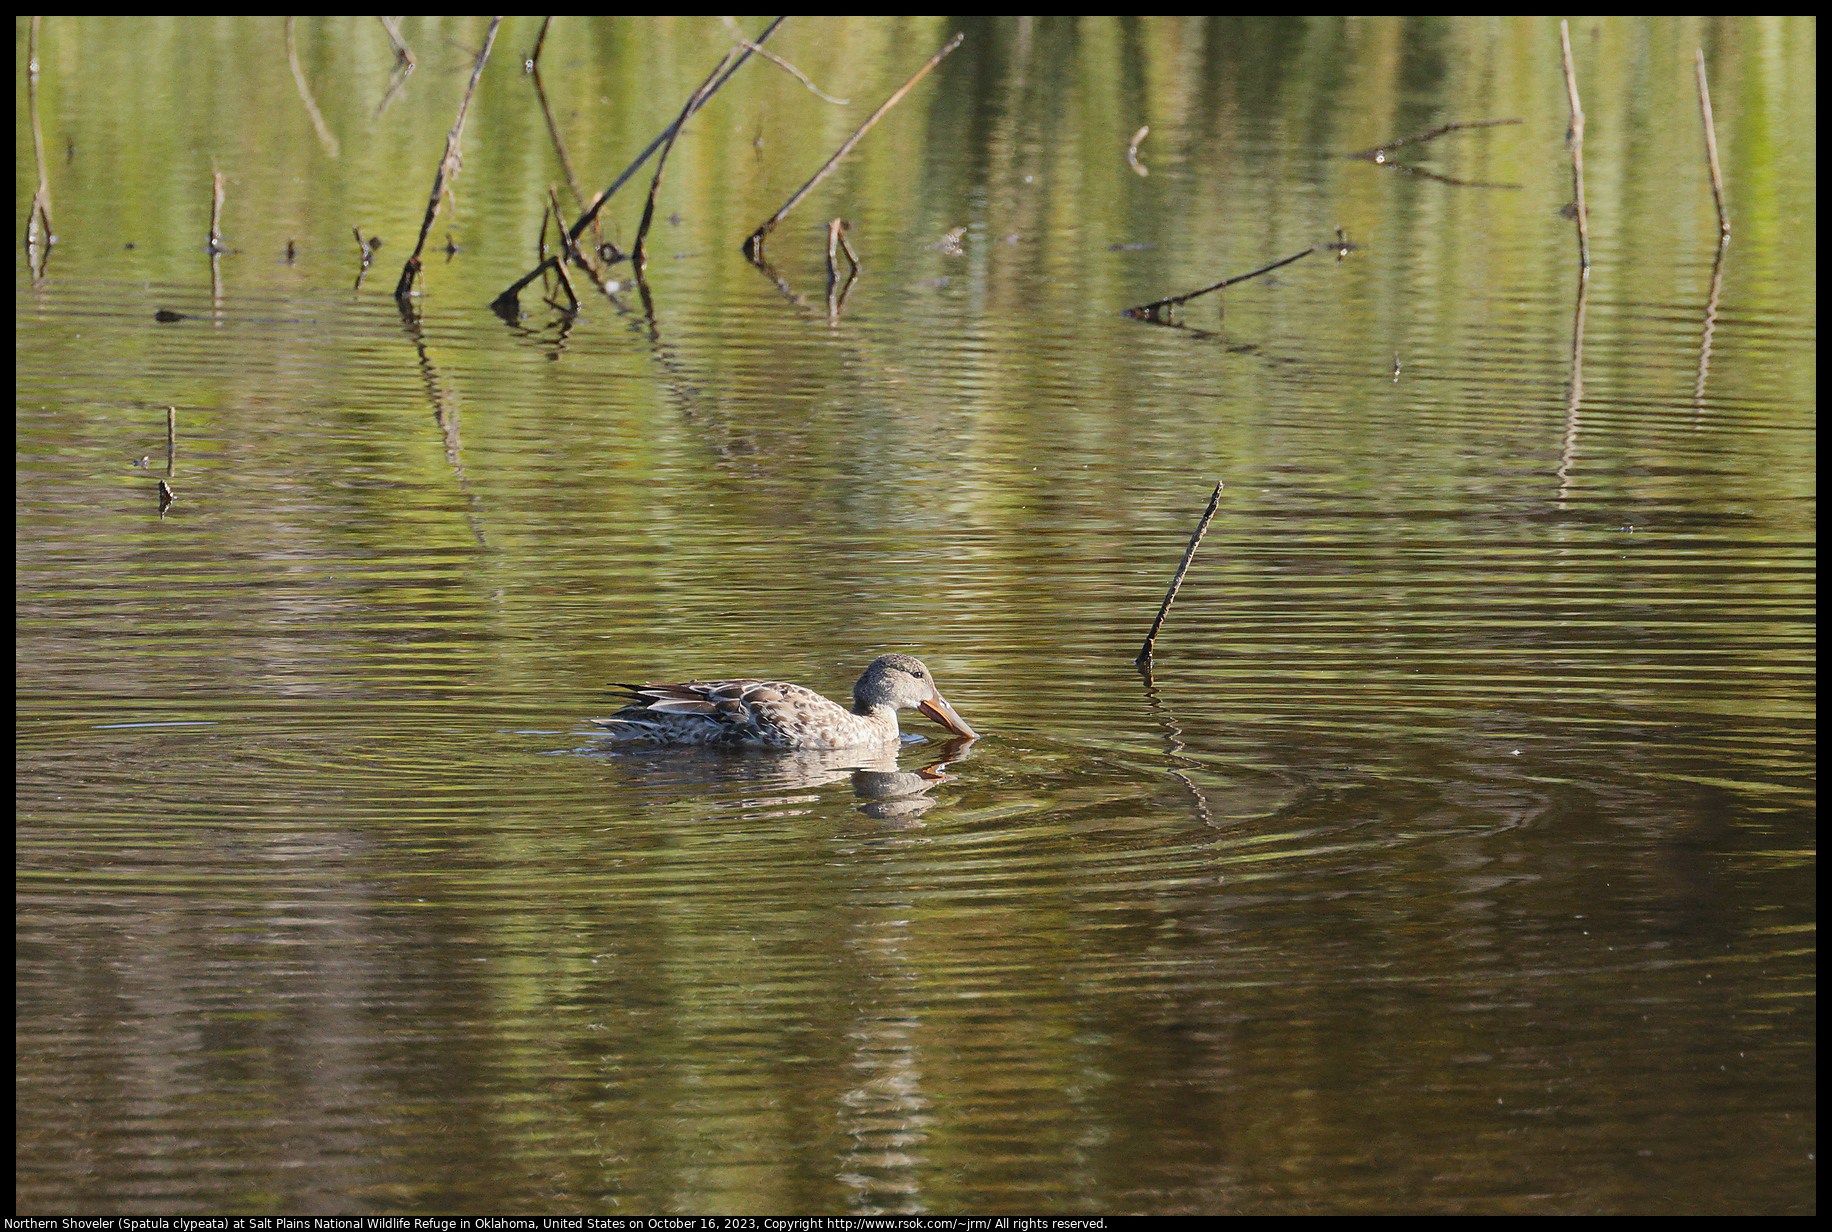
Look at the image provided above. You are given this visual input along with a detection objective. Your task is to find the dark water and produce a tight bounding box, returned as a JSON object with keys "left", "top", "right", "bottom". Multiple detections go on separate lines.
{"left": 17, "top": 15, "right": 1814, "bottom": 1215}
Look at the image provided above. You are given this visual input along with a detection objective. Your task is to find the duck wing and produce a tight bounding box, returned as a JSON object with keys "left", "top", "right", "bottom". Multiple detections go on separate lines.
{"left": 596, "top": 677, "right": 844, "bottom": 745}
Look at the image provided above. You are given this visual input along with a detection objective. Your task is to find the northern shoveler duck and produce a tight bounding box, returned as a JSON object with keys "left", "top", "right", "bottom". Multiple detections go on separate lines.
{"left": 591, "top": 653, "right": 978, "bottom": 748}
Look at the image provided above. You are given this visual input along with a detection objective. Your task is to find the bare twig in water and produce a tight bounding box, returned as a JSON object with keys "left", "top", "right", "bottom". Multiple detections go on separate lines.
{"left": 492, "top": 17, "right": 787, "bottom": 316}
{"left": 744, "top": 32, "right": 965, "bottom": 263}
{"left": 24, "top": 16, "right": 56, "bottom": 274}
{"left": 633, "top": 47, "right": 740, "bottom": 274}
{"left": 207, "top": 162, "right": 226, "bottom": 255}
{"left": 1126, "top": 125, "right": 1150, "bottom": 177}
{"left": 523, "top": 31, "right": 610, "bottom": 262}
{"left": 525, "top": 16, "right": 552, "bottom": 72}
{"left": 395, "top": 17, "right": 502, "bottom": 303}
{"left": 1694, "top": 49, "right": 1730, "bottom": 237}
{"left": 826, "top": 219, "right": 855, "bottom": 282}
{"left": 1137, "top": 482, "right": 1224, "bottom": 666}
{"left": 207, "top": 165, "right": 227, "bottom": 306}
{"left": 546, "top": 190, "right": 581, "bottom": 312}
{"left": 1559, "top": 20, "right": 1589, "bottom": 272}
{"left": 1120, "top": 246, "right": 1316, "bottom": 321}
{"left": 721, "top": 15, "right": 847, "bottom": 104}
{"left": 1351, "top": 117, "right": 1520, "bottom": 163}
{"left": 826, "top": 219, "right": 860, "bottom": 321}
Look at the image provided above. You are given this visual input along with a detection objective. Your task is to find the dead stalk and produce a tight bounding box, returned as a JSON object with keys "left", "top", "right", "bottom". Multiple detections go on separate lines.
{"left": 1137, "top": 482, "right": 1224, "bottom": 666}
{"left": 1559, "top": 20, "right": 1590, "bottom": 272}
{"left": 395, "top": 16, "right": 503, "bottom": 302}
{"left": 1694, "top": 49, "right": 1730, "bottom": 237}
{"left": 744, "top": 32, "right": 964, "bottom": 261}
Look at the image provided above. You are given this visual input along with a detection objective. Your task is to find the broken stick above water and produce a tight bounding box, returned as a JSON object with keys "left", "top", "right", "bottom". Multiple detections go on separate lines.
{"left": 1120, "top": 246, "right": 1316, "bottom": 322}
{"left": 395, "top": 17, "right": 502, "bottom": 302}
{"left": 1137, "top": 481, "right": 1224, "bottom": 666}
{"left": 1694, "top": 49, "right": 1730, "bottom": 238}
{"left": 743, "top": 31, "right": 964, "bottom": 262}
{"left": 1559, "top": 20, "right": 1590, "bottom": 273}
{"left": 491, "top": 17, "right": 786, "bottom": 317}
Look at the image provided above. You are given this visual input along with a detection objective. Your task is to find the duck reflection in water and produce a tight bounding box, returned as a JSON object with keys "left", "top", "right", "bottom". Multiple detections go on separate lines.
{"left": 595, "top": 731, "right": 977, "bottom": 825}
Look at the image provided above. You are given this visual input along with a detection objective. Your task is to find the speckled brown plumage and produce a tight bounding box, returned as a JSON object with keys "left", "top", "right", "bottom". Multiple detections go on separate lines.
{"left": 590, "top": 653, "right": 977, "bottom": 749}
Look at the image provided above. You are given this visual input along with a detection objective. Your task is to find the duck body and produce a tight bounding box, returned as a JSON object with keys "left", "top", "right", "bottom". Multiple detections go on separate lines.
{"left": 591, "top": 653, "right": 977, "bottom": 749}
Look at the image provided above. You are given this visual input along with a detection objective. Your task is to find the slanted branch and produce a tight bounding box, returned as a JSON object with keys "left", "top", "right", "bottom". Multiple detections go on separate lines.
{"left": 491, "top": 17, "right": 787, "bottom": 318}
{"left": 1136, "top": 482, "right": 1224, "bottom": 667}
{"left": 395, "top": 17, "right": 502, "bottom": 303}
{"left": 1694, "top": 49, "right": 1730, "bottom": 237}
{"left": 1120, "top": 246, "right": 1316, "bottom": 323}
{"left": 1350, "top": 117, "right": 1520, "bottom": 164}
{"left": 743, "top": 32, "right": 964, "bottom": 264}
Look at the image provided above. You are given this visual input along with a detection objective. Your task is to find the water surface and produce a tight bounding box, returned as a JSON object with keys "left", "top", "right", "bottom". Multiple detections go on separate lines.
{"left": 16, "top": 15, "right": 1814, "bottom": 1216}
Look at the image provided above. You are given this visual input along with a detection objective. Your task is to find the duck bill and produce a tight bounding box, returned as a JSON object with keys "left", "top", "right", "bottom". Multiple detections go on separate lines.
{"left": 918, "top": 692, "right": 979, "bottom": 739}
